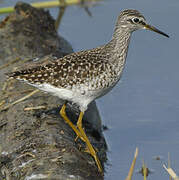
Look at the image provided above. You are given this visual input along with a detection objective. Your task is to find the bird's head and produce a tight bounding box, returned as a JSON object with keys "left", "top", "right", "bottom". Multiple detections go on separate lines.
{"left": 117, "top": 9, "right": 169, "bottom": 37}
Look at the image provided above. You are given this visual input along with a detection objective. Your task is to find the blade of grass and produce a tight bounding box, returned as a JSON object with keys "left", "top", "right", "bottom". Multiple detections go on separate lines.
{"left": 125, "top": 147, "right": 138, "bottom": 180}
{"left": 142, "top": 160, "right": 147, "bottom": 180}
{"left": 24, "top": 105, "right": 46, "bottom": 111}
{"left": 0, "top": 89, "right": 39, "bottom": 111}
{"left": 168, "top": 153, "right": 172, "bottom": 180}
{"left": 163, "top": 164, "right": 179, "bottom": 180}
{"left": 55, "top": 0, "right": 67, "bottom": 30}
{"left": 0, "top": 0, "right": 101, "bottom": 14}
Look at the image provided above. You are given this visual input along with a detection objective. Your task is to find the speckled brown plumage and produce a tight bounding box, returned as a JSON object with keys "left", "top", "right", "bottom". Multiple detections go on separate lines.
{"left": 8, "top": 45, "right": 125, "bottom": 91}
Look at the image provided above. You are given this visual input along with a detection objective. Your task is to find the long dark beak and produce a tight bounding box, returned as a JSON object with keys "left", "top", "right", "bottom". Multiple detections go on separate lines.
{"left": 144, "top": 24, "right": 169, "bottom": 38}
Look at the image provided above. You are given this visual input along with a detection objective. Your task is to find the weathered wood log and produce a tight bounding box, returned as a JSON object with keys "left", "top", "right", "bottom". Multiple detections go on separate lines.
{"left": 0, "top": 2, "right": 107, "bottom": 179}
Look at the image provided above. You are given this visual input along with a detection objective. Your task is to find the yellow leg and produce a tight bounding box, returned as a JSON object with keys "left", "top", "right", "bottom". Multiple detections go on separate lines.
{"left": 60, "top": 104, "right": 84, "bottom": 142}
{"left": 77, "top": 111, "right": 103, "bottom": 173}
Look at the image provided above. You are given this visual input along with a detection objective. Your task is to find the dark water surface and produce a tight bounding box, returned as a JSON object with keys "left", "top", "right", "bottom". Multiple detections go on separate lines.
{"left": 1, "top": 0, "right": 179, "bottom": 179}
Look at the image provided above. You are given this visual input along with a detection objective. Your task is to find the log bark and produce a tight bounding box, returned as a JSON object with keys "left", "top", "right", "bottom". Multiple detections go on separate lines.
{"left": 0, "top": 2, "right": 107, "bottom": 180}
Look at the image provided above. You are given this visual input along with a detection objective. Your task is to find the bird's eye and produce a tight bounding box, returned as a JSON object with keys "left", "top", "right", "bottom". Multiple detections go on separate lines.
{"left": 133, "top": 18, "right": 139, "bottom": 23}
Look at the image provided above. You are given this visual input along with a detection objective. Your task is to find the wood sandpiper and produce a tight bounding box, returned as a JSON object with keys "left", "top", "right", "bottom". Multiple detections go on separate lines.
{"left": 7, "top": 9, "right": 169, "bottom": 173}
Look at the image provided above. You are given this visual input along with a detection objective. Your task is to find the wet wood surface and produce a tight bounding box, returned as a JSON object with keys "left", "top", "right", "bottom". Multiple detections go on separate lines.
{"left": 0, "top": 2, "right": 107, "bottom": 179}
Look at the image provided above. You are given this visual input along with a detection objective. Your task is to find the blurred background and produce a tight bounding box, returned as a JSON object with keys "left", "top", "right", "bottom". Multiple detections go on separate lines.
{"left": 0, "top": 0, "right": 179, "bottom": 179}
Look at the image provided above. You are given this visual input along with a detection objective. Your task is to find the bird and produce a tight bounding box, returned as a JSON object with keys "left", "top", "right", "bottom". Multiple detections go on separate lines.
{"left": 7, "top": 9, "right": 169, "bottom": 173}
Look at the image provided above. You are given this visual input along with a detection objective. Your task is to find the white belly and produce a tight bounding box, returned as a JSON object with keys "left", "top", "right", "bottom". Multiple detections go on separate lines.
{"left": 26, "top": 76, "right": 119, "bottom": 112}
{"left": 31, "top": 83, "right": 93, "bottom": 112}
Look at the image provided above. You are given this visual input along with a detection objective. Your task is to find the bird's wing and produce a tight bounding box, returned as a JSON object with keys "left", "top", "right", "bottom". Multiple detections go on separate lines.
{"left": 7, "top": 47, "right": 107, "bottom": 88}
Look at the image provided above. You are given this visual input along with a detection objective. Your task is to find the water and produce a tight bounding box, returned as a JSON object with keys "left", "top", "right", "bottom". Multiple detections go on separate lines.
{"left": 1, "top": 0, "right": 179, "bottom": 179}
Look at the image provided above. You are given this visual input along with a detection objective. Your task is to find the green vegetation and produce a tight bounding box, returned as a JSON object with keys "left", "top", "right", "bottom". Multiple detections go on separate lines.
{"left": 0, "top": 0, "right": 101, "bottom": 14}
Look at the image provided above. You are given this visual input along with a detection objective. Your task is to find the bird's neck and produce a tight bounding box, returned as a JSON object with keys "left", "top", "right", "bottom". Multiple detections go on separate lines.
{"left": 105, "top": 27, "right": 132, "bottom": 65}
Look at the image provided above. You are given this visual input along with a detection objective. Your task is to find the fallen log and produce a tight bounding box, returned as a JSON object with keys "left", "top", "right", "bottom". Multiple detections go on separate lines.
{"left": 0, "top": 2, "right": 107, "bottom": 179}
